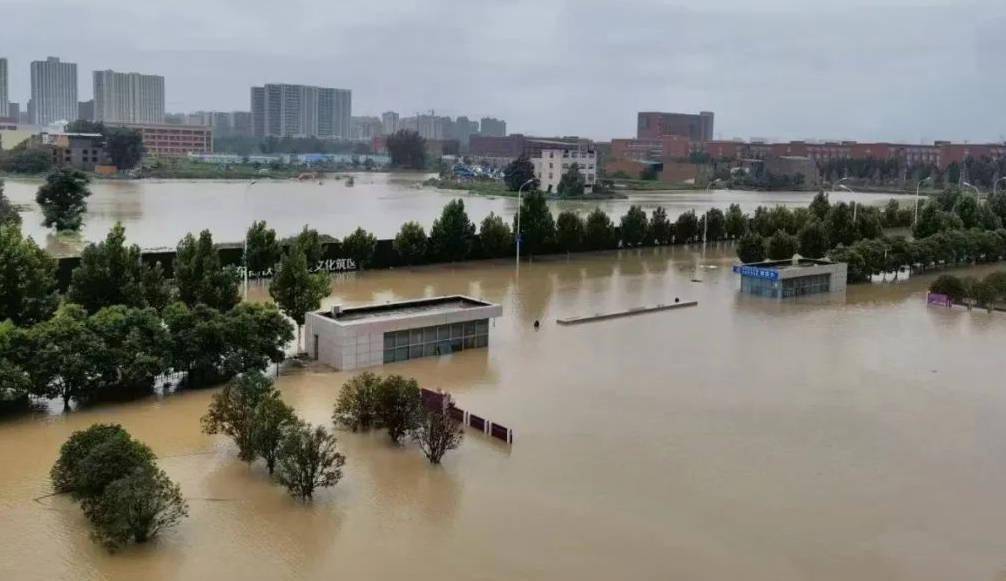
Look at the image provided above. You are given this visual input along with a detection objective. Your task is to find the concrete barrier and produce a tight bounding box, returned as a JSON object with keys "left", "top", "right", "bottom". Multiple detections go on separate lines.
{"left": 556, "top": 301, "right": 698, "bottom": 325}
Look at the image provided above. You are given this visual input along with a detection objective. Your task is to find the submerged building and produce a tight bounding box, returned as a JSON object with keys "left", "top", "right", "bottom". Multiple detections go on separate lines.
{"left": 734, "top": 257, "right": 847, "bottom": 299}
{"left": 304, "top": 296, "right": 502, "bottom": 371}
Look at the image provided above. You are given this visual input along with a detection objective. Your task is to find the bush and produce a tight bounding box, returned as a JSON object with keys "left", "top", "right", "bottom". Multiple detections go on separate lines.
{"left": 766, "top": 230, "right": 799, "bottom": 260}
{"left": 201, "top": 371, "right": 276, "bottom": 462}
{"left": 478, "top": 212, "right": 513, "bottom": 258}
{"left": 51, "top": 424, "right": 132, "bottom": 494}
{"left": 736, "top": 232, "right": 765, "bottom": 263}
{"left": 583, "top": 208, "right": 615, "bottom": 251}
{"left": 620, "top": 205, "right": 648, "bottom": 247}
{"left": 72, "top": 432, "right": 157, "bottom": 500}
{"left": 332, "top": 371, "right": 381, "bottom": 432}
{"left": 81, "top": 464, "right": 188, "bottom": 551}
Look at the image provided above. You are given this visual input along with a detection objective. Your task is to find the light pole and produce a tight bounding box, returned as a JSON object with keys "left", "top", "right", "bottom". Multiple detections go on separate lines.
{"left": 837, "top": 184, "right": 856, "bottom": 223}
{"left": 914, "top": 176, "right": 932, "bottom": 225}
{"left": 515, "top": 178, "right": 536, "bottom": 268}
{"left": 963, "top": 181, "right": 982, "bottom": 204}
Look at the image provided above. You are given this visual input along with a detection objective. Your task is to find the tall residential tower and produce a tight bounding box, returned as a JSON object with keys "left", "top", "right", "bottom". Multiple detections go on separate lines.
{"left": 30, "top": 57, "right": 78, "bottom": 125}
{"left": 93, "top": 70, "right": 165, "bottom": 124}
{"left": 250, "top": 83, "right": 351, "bottom": 139}
{"left": 0, "top": 58, "right": 8, "bottom": 118}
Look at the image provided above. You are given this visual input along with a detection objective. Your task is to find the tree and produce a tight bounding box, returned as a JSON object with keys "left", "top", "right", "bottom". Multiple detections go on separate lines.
{"left": 141, "top": 261, "right": 172, "bottom": 312}
{"left": 342, "top": 227, "right": 377, "bottom": 269}
{"left": 724, "top": 204, "right": 747, "bottom": 239}
{"left": 430, "top": 200, "right": 475, "bottom": 261}
{"left": 809, "top": 191, "right": 831, "bottom": 220}
{"left": 557, "top": 163, "right": 586, "bottom": 197}
{"left": 104, "top": 127, "right": 145, "bottom": 170}
{"left": 478, "top": 212, "right": 513, "bottom": 258}
{"left": 930, "top": 275, "right": 967, "bottom": 302}
{"left": 0, "top": 225, "right": 59, "bottom": 326}
{"left": 66, "top": 120, "right": 106, "bottom": 134}
{"left": 989, "top": 191, "right": 1006, "bottom": 223}
{"left": 269, "top": 247, "right": 329, "bottom": 351}
{"left": 88, "top": 306, "right": 171, "bottom": 395}
{"left": 35, "top": 168, "right": 92, "bottom": 231}
{"left": 386, "top": 130, "right": 426, "bottom": 169}
{"left": 0, "top": 144, "right": 55, "bottom": 174}
{"left": 412, "top": 409, "right": 464, "bottom": 464}
{"left": 0, "top": 321, "right": 31, "bottom": 406}
{"left": 798, "top": 220, "right": 830, "bottom": 258}
{"left": 824, "top": 202, "right": 856, "bottom": 247}
{"left": 69, "top": 224, "right": 149, "bottom": 313}
{"left": 514, "top": 192, "right": 555, "bottom": 257}
{"left": 27, "top": 304, "right": 111, "bottom": 408}
{"left": 202, "top": 371, "right": 276, "bottom": 462}
{"left": 276, "top": 423, "right": 345, "bottom": 501}
{"left": 883, "top": 199, "right": 901, "bottom": 228}
{"left": 245, "top": 221, "right": 281, "bottom": 274}
{"left": 675, "top": 210, "right": 700, "bottom": 242}
{"left": 174, "top": 230, "right": 241, "bottom": 311}
{"left": 252, "top": 391, "right": 297, "bottom": 475}
{"left": 375, "top": 375, "right": 422, "bottom": 445}
{"left": 394, "top": 221, "right": 428, "bottom": 265}
{"left": 555, "top": 211, "right": 585, "bottom": 254}
{"left": 51, "top": 424, "right": 132, "bottom": 494}
{"left": 332, "top": 371, "right": 381, "bottom": 432}
{"left": 71, "top": 430, "right": 156, "bottom": 500}
{"left": 583, "top": 208, "right": 615, "bottom": 250}
{"left": 649, "top": 206, "right": 672, "bottom": 244}
{"left": 953, "top": 195, "right": 980, "bottom": 229}
{"left": 293, "top": 226, "right": 325, "bottom": 265}
{"left": 766, "top": 230, "right": 799, "bottom": 260}
{"left": 0, "top": 180, "right": 21, "bottom": 227}
{"left": 620, "top": 205, "right": 648, "bottom": 247}
{"left": 81, "top": 464, "right": 187, "bottom": 551}
{"left": 736, "top": 232, "right": 765, "bottom": 263}
{"left": 703, "top": 208, "right": 726, "bottom": 241}
{"left": 504, "top": 154, "right": 538, "bottom": 192}
{"left": 855, "top": 206, "right": 884, "bottom": 240}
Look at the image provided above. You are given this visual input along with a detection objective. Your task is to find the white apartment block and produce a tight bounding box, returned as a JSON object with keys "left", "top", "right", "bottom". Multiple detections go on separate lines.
{"left": 93, "top": 70, "right": 165, "bottom": 124}
{"left": 30, "top": 57, "right": 78, "bottom": 125}
{"left": 251, "top": 83, "right": 351, "bottom": 139}
{"left": 532, "top": 147, "right": 597, "bottom": 194}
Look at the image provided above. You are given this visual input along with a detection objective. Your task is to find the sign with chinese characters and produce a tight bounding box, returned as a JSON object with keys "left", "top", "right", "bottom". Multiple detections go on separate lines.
{"left": 732, "top": 265, "right": 780, "bottom": 281}
{"left": 240, "top": 258, "right": 358, "bottom": 280}
{"left": 926, "top": 292, "right": 951, "bottom": 307}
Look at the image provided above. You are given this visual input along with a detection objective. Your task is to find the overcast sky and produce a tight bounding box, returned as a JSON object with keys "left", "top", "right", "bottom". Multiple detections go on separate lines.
{"left": 3, "top": 0, "right": 1004, "bottom": 142}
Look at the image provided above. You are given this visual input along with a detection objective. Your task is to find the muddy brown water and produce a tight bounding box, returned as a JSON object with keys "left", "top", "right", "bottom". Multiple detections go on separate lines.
{"left": 2, "top": 245, "right": 1005, "bottom": 580}
{"left": 2, "top": 173, "right": 916, "bottom": 257}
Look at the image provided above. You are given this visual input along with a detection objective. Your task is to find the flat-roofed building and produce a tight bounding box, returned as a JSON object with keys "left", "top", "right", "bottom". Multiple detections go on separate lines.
{"left": 109, "top": 122, "right": 212, "bottom": 157}
{"left": 533, "top": 146, "right": 597, "bottom": 194}
{"left": 305, "top": 295, "right": 502, "bottom": 371}
{"left": 733, "top": 257, "right": 847, "bottom": 299}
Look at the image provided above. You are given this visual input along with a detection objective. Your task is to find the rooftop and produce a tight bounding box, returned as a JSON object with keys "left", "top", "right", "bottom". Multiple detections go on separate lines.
{"left": 321, "top": 295, "right": 495, "bottom": 324}
{"left": 740, "top": 257, "right": 836, "bottom": 271}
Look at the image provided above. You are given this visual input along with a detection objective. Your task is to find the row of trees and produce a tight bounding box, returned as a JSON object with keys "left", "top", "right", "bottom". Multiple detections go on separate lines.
{"left": 51, "top": 424, "right": 187, "bottom": 551}
{"left": 930, "top": 271, "right": 1006, "bottom": 310}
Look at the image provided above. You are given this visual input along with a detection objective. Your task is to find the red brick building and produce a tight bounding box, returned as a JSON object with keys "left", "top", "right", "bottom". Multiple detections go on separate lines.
{"left": 110, "top": 122, "right": 213, "bottom": 157}
{"left": 637, "top": 111, "right": 714, "bottom": 142}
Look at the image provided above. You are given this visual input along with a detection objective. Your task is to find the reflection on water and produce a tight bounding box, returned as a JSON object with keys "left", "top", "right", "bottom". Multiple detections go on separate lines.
{"left": 2, "top": 246, "right": 1006, "bottom": 580}
{"left": 3, "top": 173, "right": 916, "bottom": 257}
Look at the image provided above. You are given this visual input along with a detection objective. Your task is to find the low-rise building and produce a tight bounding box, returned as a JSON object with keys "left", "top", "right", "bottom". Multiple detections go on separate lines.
{"left": 304, "top": 295, "right": 502, "bottom": 371}
{"left": 734, "top": 257, "right": 847, "bottom": 299}
{"left": 42, "top": 132, "right": 109, "bottom": 170}
{"left": 109, "top": 122, "right": 212, "bottom": 157}
{"left": 532, "top": 146, "right": 597, "bottom": 194}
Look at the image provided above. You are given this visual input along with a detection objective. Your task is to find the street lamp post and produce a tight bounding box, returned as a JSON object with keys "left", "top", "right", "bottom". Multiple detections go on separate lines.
{"left": 962, "top": 181, "right": 982, "bottom": 205}
{"left": 515, "top": 178, "right": 536, "bottom": 268}
{"left": 837, "top": 184, "right": 856, "bottom": 223}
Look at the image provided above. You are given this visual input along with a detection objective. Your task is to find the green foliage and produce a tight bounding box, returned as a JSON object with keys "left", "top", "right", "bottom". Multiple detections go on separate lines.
{"left": 555, "top": 211, "right": 585, "bottom": 253}
{"left": 649, "top": 207, "right": 672, "bottom": 244}
{"left": 583, "top": 208, "right": 616, "bottom": 251}
{"left": 342, "top": 227, "right": 377, "bottom": 269}
{"left": 276, "top": 423, "right": 345, "bottom": 501}
{"left": 51, "top": 424, "right": 131, "bottom": 494}
{"left": 675, "top": 210, "right": 700, "bottom": 243}
{"left": 245, "top": 221, "right": 281, "bottom": 274}
{"left": 736, "top": 232, "right": 766, "bottom": 263}
{"left": 855, "top": 206, "right": 884, "bottom": 240}
{"left": 477, "top": 212, "right": 513, "bottom": 258}
{"left": 386, "top": 130, "right": 426, "bottom": 169}
{"left": 827, "top": 246, "right": 868, "bottom": 283}
{"left": 0, "top": 225, "right": 59, "bottom": 325}
{"left": 72, "top": 430, "right": 156, "bottom": 500}
{"left": 269, "top": 246, "right": 330, "bottom": 329}
{"left": 620, "top": 205, "right": 649, "bottom": 247}
{"left": 515, "top": 192, "right": 555, "bottom": 256}
{"left": 104, "top": 127, "right": 145, "bottom": 170}
{"left": 26, "top": 304, "right": 112, "bottom": 407}
{"left": 81, "top": 464, "right": 187, "bottom": 551}
{"left": 87, "top": 306, "right": 171, "bottom": 395}
{"left": 251, "top": 390, "right": 297, "bottom": 475}
{"left": 0, "top": 180, "right": 21, "bottom": 227}
{"left": 69, "top": 224, "right": 168, "bottom": 313}
{"left": 393, "top": 221, "right": 428, "bottom": 265}
{"left": 724, "top": 204, "right": 746, "bottom": 239}
{"left": 504, "top": 154, "right": 538, "bottom": 192}
{"left": 953, "top": 195, "right": 980, "bottom": 229}
{"left": 798, "top": 220, "right": 830, "bottom": 258}
{"left": 0, "top": 321, "right": 31, "bottom": 405}
{"left": 202, "top": 371, "right": 277, "bottom": 462}
{"left": 174, "top": 230, "right": 241, "bottom": 311}
{"left": 430, "top": 200, "right": 475, "bottom": 261}
{"left": 375, "top": 374, "right": 422, "bottom": 445}
{"left": 412, "top": 409, "right": 464, "bottom": 464}
{"left": 824, "top": 202, "right": 857, "bottom": 247}
{"left": 809, "top": 191, "right": 831, "bottom": 220}
{"left": 703, "top": 208, "right": 726, "bottom": 241}
{"left": 292, "top": 226, "right": 325, "bottom": 265}
{"left": 766, "top": 230, "right": 799, "bottom": 260}
{"left": 333, "top": 371, "right": 382, "bottom": 432}
{"left": 35, "top": 168, "right": 92, "bottom": 231}
{"left": 930, "top": 274, "right": 968, "bottom": 302}
{"left": 557, "top": 163, "right": 586, "bottom": 197}
{"left": 0, "top": 144, "right": 54, "bottom": 174}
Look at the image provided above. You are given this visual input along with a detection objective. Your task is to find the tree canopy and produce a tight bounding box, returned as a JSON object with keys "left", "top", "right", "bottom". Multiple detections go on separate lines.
{"left": 35, "top": 168, "right": 92, "bottom": 231}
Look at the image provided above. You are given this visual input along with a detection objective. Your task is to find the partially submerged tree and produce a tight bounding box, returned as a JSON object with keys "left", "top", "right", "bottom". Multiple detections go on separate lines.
{"left": 245, "top": 220, "right": 282, "bottom": 274}
{"left": 342, "top": 227, "right": 377, "bottom": 269}
{"left": 201, "top": 371, "right": 276, "bottom": 462}
{"left": 430, "top": 199, "right": 475, "bottom": 261}
{"left": 478, "top": 212, "right": 513, "bottom": 258}
{"left": 375, "top": 375, "right": 422, "bottom": 445}
{"left": 0, "top": 225, "right": 59, "bottom": 326}
{"left": 269, "top": 246, "right": 330, "bottom": 351}
{"left": 35, "top": 168, "right": 92, "bottom": 231}
{"left": 251, "top": 391, "right": 298, "bottom": 475}
{"left": 555, "top": 211, "right": 585, "bottom": 254}
{"left": 620, "top": 205, "right": 648, "bottom": 247}
{"left": 412, "top": 409, "right": 464, "bottom": 464}
{"left": 174, "top": 230, "right": 240, "bottom": 311}
{"left": 332, "top": 371, "right": 381, "bottom": 432}
{"left": 393, "top": 221, "right": 428, "bottom": 265}
{"left": 276, "top": 423, "right": 345, "bottom": 501}
{"left": 81, "top": 464, "right": 187, "bottom": 551}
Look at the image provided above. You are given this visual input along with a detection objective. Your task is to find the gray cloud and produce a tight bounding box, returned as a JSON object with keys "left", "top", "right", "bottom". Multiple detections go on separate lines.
{"left": 1, "top": 0, "right": 1003, "bottom": 142}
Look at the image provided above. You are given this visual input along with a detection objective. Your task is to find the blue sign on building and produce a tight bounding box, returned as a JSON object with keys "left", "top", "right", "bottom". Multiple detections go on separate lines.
{"left": 732, "top": 265, "right": 780, "bottom": 281}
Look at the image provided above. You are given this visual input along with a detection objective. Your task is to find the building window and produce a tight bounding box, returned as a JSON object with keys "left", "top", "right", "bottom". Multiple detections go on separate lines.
{"left": 382, "top": 319, "right": 490, "bottom": 364}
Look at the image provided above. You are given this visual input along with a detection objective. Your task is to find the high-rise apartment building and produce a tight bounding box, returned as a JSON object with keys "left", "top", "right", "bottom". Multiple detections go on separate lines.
{"left": 78, "top": 100, "right": 94, "bottom": 122}
{"left": 0, "top": 58, "right": 8, "bottom": 118}
{"left": 637, "top": 111, "right": 714, "bottom": 142}
{"left": 93, "top": 70, "right": 165, "bottom": 124}
{"left": 250, "top": 83, "right": 351, "bottom": 139}
{"left": 381, "top": 111, "right": 399, "bottom": 135}
{"left": 30, "top": 57, "right": 78, "bottom": 125}
{"left": 480, "top": 117, "right": 506, "bottom": 137}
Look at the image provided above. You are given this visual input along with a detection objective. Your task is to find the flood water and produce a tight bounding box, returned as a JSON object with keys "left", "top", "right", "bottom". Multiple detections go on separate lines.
{"left": 2, "top": 173, "right": 917, "bottom": 257}
{"left": 2, "top": 245, "right": 1005, "bottom": 580}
